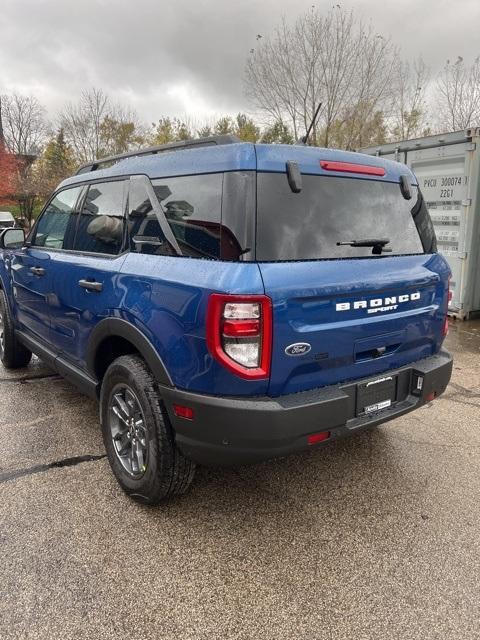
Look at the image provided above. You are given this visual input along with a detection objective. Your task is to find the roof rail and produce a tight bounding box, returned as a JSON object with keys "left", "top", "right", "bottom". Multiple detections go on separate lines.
{"left": 75, "top": 135, "right": 241, "bottom": 175}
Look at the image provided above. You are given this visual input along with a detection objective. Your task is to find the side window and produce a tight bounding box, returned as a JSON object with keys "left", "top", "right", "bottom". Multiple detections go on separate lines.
{"left": 151, "top": 174, "right": 223, "bottom": 259}
{"left": 128, "top": 178, "right": 175, "bottom": 256}
{"left": 32, "top": 187, "right": 82, "bottom": 249}
{"left": 73, "top": 181, "right": 126, "bottom": 255}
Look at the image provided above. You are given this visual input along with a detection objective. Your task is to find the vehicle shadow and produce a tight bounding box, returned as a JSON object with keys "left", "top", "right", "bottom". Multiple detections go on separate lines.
{"left": 155, "top": 424, "right": 417, "bottom": 532}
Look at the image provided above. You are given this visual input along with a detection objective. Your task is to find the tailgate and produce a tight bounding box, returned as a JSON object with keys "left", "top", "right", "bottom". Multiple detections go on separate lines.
{"left": 259, "top": 254, "right": 450, "bottom": 396}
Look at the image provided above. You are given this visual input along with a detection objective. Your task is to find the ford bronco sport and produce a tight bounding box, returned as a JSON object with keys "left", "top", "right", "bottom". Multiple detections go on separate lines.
{"left": 0, "top": 136, "right": 453, "bottom": 503}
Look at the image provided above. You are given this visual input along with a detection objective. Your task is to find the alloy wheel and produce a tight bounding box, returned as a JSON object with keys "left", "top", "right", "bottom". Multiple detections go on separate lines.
{"left": 108, "top": 384, "right": 149, "bottom": 478}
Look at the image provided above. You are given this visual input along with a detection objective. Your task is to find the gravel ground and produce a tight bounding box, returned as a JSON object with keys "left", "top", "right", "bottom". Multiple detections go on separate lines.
{"left": 0, "top": 323, "right": 479, "bottom": 640}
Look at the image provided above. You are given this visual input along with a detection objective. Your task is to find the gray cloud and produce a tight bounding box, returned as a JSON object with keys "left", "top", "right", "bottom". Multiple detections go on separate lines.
{"left": 1, "top": 0, "right": 479, "bottom": 125}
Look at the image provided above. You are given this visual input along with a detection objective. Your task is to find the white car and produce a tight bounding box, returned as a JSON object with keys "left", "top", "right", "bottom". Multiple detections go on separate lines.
{"left": 0, "top": 212, "right": 15, "bottom": 229}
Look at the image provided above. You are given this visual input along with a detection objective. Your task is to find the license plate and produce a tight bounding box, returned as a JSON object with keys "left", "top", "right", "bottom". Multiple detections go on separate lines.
{"left": 364, "top": 399, "right": 391, "bottom": 414}
{"left": 356, "top": 375, "right": 396, "bottom": 416}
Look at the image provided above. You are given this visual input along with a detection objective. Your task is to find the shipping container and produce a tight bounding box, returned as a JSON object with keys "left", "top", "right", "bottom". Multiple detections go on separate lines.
{"left": 360, "top": 128, "right": 480, "bottom": 319}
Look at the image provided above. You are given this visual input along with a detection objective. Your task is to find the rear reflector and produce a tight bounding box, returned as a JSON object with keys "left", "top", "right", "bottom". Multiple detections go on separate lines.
{"left": 307, "top": 431, "right": 331, "bottom": 445}
{"left": 425, "top": 392, "right": 436, "bottom": 402}
{"left": 442, "top": 275, "right": 452, "bottom": 337}
{"left": 442, "top": 315, "right": 449, "bottom": 337}
{"left": 173, "top": 404, "right": 194, "bottom": 420}
{"left": 320, "top": 160, "right": 386, "bottom": 177}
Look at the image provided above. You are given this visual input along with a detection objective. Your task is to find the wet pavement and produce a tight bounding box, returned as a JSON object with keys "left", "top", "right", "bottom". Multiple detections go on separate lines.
{"left": 0, "top": 323, "right": 479, "bottom": 640}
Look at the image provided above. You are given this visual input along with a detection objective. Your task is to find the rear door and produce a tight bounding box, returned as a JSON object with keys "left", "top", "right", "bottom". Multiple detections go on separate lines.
{"left": 255, "top": 171, "right": 450, "bottom": 397}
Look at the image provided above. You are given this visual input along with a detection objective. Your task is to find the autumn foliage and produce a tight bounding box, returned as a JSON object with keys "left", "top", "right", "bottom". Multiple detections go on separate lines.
{"left": 0, "top": 142, "right": 19, "bottom": 205}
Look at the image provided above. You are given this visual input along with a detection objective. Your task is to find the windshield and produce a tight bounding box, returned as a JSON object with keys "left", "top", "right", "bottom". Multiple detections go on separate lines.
{"left": 256, "top": 174, "right": 428, "bottom": 261}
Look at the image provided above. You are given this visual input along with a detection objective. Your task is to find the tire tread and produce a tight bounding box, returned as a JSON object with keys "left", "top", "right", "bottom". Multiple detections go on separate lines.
{"left": 100, "top": 354, "right": 195, "bottom": 504}
{"left": 0, "top": 289, "right": 32, "bottom": 369}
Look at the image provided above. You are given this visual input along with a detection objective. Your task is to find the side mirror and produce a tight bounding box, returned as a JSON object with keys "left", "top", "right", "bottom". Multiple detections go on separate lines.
{"left": 1, "top": 228, "right": 25, "bottom": 249}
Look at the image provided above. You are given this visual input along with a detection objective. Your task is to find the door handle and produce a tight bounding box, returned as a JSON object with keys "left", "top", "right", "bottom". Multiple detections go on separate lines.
{"left": 78, "top": 279, "right": 103, "bottom": 292}
{"left": 30, "top": 266, "right": 46, "bottom": 276}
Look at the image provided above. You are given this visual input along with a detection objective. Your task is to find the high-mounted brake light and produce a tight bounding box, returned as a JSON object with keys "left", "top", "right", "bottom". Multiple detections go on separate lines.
{"left": 320, "top": 160, "right": 386, "bottom": 177}
{"left": 206, "top": 294, "right": 272, "bottom": 379}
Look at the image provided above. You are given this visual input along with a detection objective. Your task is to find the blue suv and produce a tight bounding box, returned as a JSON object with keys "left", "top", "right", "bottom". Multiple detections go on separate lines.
{"left": 0, "top": 136, "right": 453, "bottom": 503}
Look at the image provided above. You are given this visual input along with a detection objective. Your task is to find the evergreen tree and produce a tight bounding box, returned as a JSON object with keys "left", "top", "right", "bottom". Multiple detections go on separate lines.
{"left": 197, "top": 124, "right": 213, "bottom": 138}
{"left": 38, "top": 128, "right": 75, "bottom": 192}
{"left": 151, "top": 117, "right": 192, "bottom": 144}
{"left": 235, "top": 113, "right": 260, "bottom": 142}
{"left": 261, "top": 120, "right": 294, "bottom": 144}
{"left": 214, "top": 116, "right": 235, "bottom": 136}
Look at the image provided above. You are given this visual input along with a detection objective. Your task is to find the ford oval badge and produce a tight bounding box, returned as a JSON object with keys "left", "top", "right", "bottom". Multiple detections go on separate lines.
{"left": 285, "top": 342, "right": 311, "bottom": 356}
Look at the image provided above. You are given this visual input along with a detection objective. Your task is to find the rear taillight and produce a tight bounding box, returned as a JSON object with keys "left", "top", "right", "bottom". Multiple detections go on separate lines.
{"left": 206, "top": 294, "right": 272, "bottom": 379}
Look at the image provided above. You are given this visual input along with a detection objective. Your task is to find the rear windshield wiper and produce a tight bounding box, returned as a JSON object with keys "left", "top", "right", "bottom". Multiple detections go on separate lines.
{"left": 337, "top": 238, "right": 392, "bottom": 255}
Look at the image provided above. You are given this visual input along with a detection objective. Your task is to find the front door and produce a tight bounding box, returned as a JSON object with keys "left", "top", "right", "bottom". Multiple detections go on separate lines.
{"left": 48, "top": 179, "right": 128, "bottom": 366}
{"left": 10, "top": 186, "right": 83, "bottom": 346}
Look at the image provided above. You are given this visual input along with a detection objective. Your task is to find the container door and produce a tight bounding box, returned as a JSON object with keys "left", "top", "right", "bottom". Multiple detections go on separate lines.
{"left": 406, "top": 139, "right": 474, "bottom": 317}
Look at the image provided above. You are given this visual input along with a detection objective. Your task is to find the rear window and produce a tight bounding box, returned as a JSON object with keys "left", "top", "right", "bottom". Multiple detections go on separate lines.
{"left": 256, "top": 174, "right": 428, "bottom": 261}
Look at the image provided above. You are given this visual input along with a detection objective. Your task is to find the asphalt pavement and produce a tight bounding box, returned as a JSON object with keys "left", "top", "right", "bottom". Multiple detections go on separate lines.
{"left": 0, "top": 322, "right": 479, "bottom": 640}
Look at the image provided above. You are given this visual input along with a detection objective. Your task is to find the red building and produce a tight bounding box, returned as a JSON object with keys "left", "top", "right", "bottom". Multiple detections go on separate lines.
{"left": 0, "top": 102, "right": 20, "bottom": 206}
{"left": 0, "top": 147, "right": 20, "bottom": 207}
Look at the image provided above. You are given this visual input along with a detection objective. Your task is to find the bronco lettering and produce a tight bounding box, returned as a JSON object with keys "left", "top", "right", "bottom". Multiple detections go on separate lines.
{"left": 336, "top": 292, "right": 421, "bottom": 312}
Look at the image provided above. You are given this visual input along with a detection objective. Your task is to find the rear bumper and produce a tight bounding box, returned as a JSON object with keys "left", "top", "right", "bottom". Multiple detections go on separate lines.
{"left": 161, "top": 350, "right": 453, "bottom": 466}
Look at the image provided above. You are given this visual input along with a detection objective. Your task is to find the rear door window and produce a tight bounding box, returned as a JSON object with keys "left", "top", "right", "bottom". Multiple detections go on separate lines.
{"left": 128, "top": 177, "right": 175, "bottom": 256}
{"left": 73, "top": 181, "right": 126, "bottom": 255}
{"left": 256, "top": 174, "right": 426, "bottom": 261}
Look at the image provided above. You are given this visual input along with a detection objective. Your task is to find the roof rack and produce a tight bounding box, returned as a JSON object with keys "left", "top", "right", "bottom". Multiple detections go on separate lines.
{"left": 75, "top": 135, "right": 241, "bottom": 175}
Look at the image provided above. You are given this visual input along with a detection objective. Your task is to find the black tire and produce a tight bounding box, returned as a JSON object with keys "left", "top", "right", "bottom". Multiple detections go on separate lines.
{"left": 100, "top": 354, "right": 196, "bottom": 504}
{"left": 0, "top": 289, "right": 32, "bottom": 369}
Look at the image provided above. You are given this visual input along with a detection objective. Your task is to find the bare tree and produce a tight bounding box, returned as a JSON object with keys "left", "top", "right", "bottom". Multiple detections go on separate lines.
{"left": 60, "top": 88, "right": 109, "bottom": 163}
{"left": 60, "top": 88, "right": 145, "bottom": 163}
{"left": 436, "top": 56, "right": 480, "bottom": 131}
{"left": 390, "top": 57, "right": 431, "bottom": 140}
{"left": 245, "top": 7, "right": 398, "bottom": 147}
{"left": 0, "top": 94, "right": 49, "bottom": 155}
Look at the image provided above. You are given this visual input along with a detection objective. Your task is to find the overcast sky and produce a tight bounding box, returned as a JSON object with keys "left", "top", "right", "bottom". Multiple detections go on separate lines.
{"left": 1, "top": 0, "right": 479, "bottom": 125}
